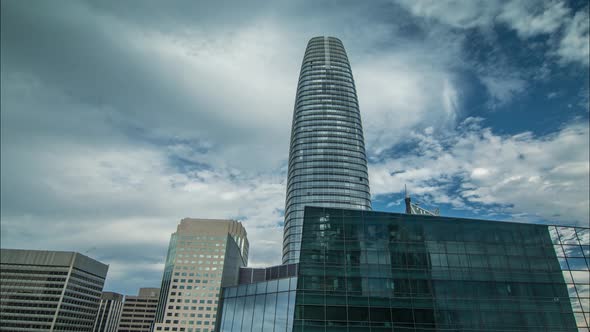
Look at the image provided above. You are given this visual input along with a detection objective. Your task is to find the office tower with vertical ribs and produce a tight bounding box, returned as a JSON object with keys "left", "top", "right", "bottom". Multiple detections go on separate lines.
{"left": 93, "top": 292, "right": 124, "bottom": 332}
{"left": 283, "top": 36, "right": 372, "bottom": 264}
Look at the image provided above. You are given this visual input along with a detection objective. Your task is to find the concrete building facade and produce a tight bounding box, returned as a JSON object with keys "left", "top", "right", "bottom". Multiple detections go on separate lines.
{"left": 94, "top": 292, "right": 124, "bottom": 332}
{"left": 117, "top": 288, "right": 160, "bottom": 332}
{"left": 0, "top": 249, "right": 109, "bottom": 331}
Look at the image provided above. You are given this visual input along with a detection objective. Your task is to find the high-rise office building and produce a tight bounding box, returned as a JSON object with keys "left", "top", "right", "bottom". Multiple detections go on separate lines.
{"left": 283, "top": 36, "right": 371, "bottom": 264}
{"left": 117, "top": 288, "right": 160, "bottom": 332}
{"left": 94, "top": 292, "right": 124, "bottom": 332}
{"left": 219, "top": 207, "right": 590, "bottom": 331}
{"left": 153, "top": 219, "right": 248, "bottom": 332}
{"left": 0, "top": 249, "right": 109, "bottom": 331}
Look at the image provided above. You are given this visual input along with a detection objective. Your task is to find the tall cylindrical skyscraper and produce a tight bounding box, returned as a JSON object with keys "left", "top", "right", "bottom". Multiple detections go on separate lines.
{"left": 283, "top": 36, "right": 371, "bottom": 264}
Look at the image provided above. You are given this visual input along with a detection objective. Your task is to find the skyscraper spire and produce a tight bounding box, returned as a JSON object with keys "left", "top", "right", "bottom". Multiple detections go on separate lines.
{"left": 282, "top": 36, "right": 371, "bottom": 264}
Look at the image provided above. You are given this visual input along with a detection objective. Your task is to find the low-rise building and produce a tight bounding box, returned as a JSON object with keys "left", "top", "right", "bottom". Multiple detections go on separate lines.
{"left": 117, "top": 288, "right": 160, "bottom": 332}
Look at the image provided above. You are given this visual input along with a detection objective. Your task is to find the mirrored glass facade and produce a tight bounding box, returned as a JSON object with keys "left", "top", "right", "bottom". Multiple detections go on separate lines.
{"left": 283, "top": 36, "right": 371, "bottom": 264}
{"left": 219, "top": 277, "right": 298, "bottom": 332}
{"left": 294, "top": 207, "right": 588, "bottom": 331}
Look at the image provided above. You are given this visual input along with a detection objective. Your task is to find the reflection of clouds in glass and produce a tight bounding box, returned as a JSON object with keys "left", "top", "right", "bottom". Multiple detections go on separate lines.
{"left": 567, "top": 257, "right": 589, "bottom": 271}
{"left": 568, "top": 284, "right": 579, "bottom": 296}
{"left": 558, "top": 227, "right": 579, "bottom": 244}
{"left": 576, "top": 283, "right": 589, "bottom": 298}
{"left": 554, "top": 244, "right": 565, "bottom": 256}
{"left": 549, "top": 226, "right": 561, "bottom": 244}
{"left": 563, "top": 245, "right": 585, "bottom": 258}
{"left": 553, "top": 225, "right": 589, "bottom": 329}
{"left": 570, "top": 270, "right": 589, "bottom": 284}
{"left": 577, "top": 228, "right": 590, "bottom": 245}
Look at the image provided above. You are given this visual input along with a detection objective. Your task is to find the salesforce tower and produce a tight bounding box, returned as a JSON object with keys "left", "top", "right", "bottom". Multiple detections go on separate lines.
{"left": 283, "top": 36, "right": 372, "bottom": 264}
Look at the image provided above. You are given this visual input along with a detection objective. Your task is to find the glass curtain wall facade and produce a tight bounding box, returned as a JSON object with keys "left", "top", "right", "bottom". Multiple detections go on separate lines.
{"left": 294, "top": 207, "right": 588, "bottom": 331}
{"left": 283, "top": 36, "right": 371, "bottom": 264}
{"left": 219, "top": 277, "right": 297, "bottom": 332}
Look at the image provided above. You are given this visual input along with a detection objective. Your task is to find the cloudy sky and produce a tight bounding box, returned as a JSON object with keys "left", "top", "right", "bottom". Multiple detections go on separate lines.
{"left": 1, "top": 0, "right": 588, "bottom": 294}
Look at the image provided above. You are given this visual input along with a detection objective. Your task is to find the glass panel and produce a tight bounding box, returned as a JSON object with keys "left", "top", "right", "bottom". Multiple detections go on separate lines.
{"left": 554, "top": 245, "right": 565, "bottom": 257}
{"left": 574, "top": 313, "right": 587, "bottom": 328}
{"left": 219, "top": 297, "right": 229, "bottom": 332}
{"left": 325, "top": 305, "right": 347, "bottom": 321}
{"left": 263, "top": 293, "right": 277, "bottom": 331}
{"left": 549, "top": 226, "right": 561, "bottom": 244}
{"left": 577, "top": 228, "right": 589, "bottom": 245}
{"left": 558, "top": 257, "right": 569, "bottom": 270}
{"left": 286, "top": 291, "right": 296, "bottom": 332}
{"left": 256, "top": 281, "right": 267, "bottom": 294}
{"left": 275, "top": 292, "right": 290, "bottom": 331}
{"left": 241, "top": 295, "right": 255, "bottom": 332}
{"left": 571, "top": 270, "right": 590, "bottom": 284}
{"left": 247, "top": 283, "right": 257, "bottom": 296}
{"left": 563, "top": 245, "right": 585, "bottom": 258}
{"left": 347, "top": 306, "right": 369, "bottom": 322}
{"left": 237, "top": 285, "right": 248, "bottom": 297}
{"left": 278, "top": 278, "right": 290, "bottom": 292}
{"left": 252, "top": 294, "right": 266, "bottom": 331}
{"left": 222, "top": 298, "right": 236, "bottom": 332}
{"left": 576, "top": 283, "right": 590, "bottom": 298}
{"left": 227, "top": 287, "right": 237, "bottom": 298}
{"left": 558, "top": 227, "right": 579, "bottom": 244}
{"left": 233, "top": 296, "right": 246, "bottom": 331}
{"left": 267, "top": 280, "right": 279, "bottom": 293}
{"left": 566, "top": 257, "right": 589, "bottom": 271}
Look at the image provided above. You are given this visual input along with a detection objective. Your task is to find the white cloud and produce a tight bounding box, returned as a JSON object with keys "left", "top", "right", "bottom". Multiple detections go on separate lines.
{"left": 395, "top": 0, "right": 499, "bottom": 29}
{"left": 356, "top": 53, "right": 460, "bottom": 156}
{"left": 0, "top": 138, "right": 287, "bottom": 290}
{"left": 557, "top": 9, "right": 590, "bottom": 66}
{"left": 497, "top": 0, "right": 570, "bottom": 38}
{"left": 370, "top": 119, "right": 590, "bottom": 226}
{"left": 479, "top": 75, "right": 527, "bottom": 107}
{"left": 395, "top": 0, "right": 590, "bottom": 67}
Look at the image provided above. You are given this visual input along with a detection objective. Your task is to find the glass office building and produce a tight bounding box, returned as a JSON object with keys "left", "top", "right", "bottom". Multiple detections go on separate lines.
{"left": 283, "top": 36, "right": 372, "bottom": 264}
{"left": 218, "top": 207, "right": 589, "bottom": 331}
{"left": 219, "top": 277, "right": 297, "bottom": 332}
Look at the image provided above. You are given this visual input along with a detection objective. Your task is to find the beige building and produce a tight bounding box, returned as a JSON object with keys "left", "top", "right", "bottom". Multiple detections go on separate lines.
{"left": 152, "top": 219, "right": 248, "bottom": 332}
{"left": 117, "top": 288, "right": 160, "bottom": 332}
